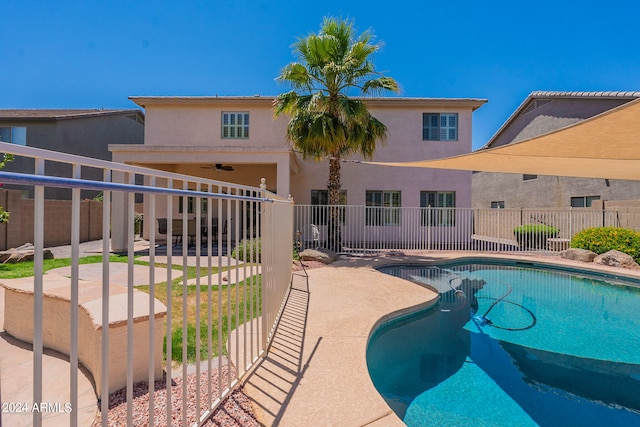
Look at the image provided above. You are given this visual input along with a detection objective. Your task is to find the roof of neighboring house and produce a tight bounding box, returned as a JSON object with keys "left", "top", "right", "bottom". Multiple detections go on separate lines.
{"left": 129, "top": 95, "right": 487, "bottom": 111}
{"left": 482, "top": 91, "right": 640, "bottom": 149}
{"left": 0, "top": 109, "right": 144, "bottom": 121}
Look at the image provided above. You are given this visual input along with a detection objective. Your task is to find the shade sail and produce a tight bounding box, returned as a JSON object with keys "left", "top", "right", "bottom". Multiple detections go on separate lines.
{"left": 365, "top": 98, "right": 640, "bottom": 180}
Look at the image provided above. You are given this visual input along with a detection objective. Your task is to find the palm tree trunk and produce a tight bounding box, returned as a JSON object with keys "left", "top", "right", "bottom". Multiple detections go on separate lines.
{"left": 328, "top": 156, "right": 342, "bottom": 252}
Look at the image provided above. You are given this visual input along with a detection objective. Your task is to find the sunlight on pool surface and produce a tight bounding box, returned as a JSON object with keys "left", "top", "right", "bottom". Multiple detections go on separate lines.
{"left": 368, "top": 262, "right": 640, "bottom": 426}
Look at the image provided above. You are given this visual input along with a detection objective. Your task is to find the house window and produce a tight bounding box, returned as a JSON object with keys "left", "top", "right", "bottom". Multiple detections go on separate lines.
{"left": 423, "top": 113, "right": 458, "bottom": 141}
{"left": 523, "top": 174, "right": 537, "bottom": 181}
{"left": 421, "top": 191, "right": 456, "bottom": 226}
{"left": 0, "top": 127, "right": 26, "bottom": 145}
{"left": 570, "top": 195, "right": 600, "bottom": 208}
{"left": 491, "top": 201, "right": 505, "bottom": 209}
{"left": 366, "top": 190, "right": 401, "bottom": 226}
{"left": 310, "top": 189, "right": 347, "bottom": 225}
{"left": 221, "top": 112, "right": 249, "bottom": 139}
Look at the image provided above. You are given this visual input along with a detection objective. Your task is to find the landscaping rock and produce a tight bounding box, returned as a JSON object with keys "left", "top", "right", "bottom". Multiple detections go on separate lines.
{"left": 560, "top": 248, "right": 597, "bottom": 263}
{"left": 0, "top": 243, "right": 54, "bottom": 264}
{"left": 593, "top": 250, "right": 640, "bottom": 270}
{"left": 299, "top": 247, "right": 340, "bottom": 264}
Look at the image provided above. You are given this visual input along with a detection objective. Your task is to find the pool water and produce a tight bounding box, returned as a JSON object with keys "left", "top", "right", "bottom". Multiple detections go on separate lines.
{"left": 368, "top": 262, "right": 640, "bottom": 427}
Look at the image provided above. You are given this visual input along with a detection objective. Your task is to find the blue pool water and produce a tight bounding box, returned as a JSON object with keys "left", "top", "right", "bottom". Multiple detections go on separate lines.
{"left": 368, "top": 261, "right": 640, "bottom": 427}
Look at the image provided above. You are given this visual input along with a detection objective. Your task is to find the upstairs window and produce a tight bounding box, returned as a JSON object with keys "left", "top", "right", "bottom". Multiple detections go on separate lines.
{"left": 221, "top": 112, "right": 249, "bottom": 139}
{"left": 366, "top": 190, "right": 401, "bottom": 226}
{"left": 0, "top": 127, "right": 27, "bottom": 145}
{"left": 421, "top": 191, "right": 456, "bottom": 226}
{"left": 523, "top": 174, "right": 538, "bottom": 181}
{"left": 423, "top": 113, "right": 458, "bottom": 141}
{"left": 490, "top": 201, "right": 505, "bottom": 209}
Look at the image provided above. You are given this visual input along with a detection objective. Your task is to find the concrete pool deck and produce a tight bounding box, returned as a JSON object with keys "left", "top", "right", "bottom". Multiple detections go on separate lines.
{"left": 241, "top": 251, "right": 640, "bottom": 426}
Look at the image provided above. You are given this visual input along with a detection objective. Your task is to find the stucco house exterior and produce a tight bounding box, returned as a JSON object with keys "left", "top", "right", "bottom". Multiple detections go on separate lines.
{"left": 0, "top": 109, "right": 145, "bottom": 200}
{"left": 472, "top": 91, "right": 640, "bottom": 209}
{"left": 109, "top": 96, "right": 486, "bottom": 243}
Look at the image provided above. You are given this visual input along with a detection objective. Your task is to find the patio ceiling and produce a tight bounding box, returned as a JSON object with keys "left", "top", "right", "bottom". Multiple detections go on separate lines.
{"left": 366, "top": 98, "right": 640, "bottom": 180}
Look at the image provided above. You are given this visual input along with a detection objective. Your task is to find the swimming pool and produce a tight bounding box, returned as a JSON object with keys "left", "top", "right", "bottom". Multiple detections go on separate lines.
{"left": 367, "top": 260, "right": 640, "bottom": 426}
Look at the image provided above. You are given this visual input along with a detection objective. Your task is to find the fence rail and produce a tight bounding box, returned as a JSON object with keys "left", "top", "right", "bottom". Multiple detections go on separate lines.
{"left": 0, "top": 142, "right": 293, "bottom": 427}
{"left": 294, "top": 205, "right": 620, "bottom": 253}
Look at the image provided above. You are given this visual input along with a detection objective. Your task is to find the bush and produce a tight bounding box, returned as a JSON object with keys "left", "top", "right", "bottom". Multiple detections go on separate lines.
{"left": 231, "top": 238, "right": 261, "bottom": 262}
{"left": 513, "top": 224, "right": 559, "bottom": 249}
{"left": 571, "top": 227, "right": 640, "bottom": 262}
{"left": 134, "top": 212, "right": 143, "bottom": 235}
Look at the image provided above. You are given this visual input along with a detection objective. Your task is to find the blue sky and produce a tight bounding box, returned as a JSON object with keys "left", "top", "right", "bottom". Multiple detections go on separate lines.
{"left": 2, "top": 0, "right": 640, "bottom": 149}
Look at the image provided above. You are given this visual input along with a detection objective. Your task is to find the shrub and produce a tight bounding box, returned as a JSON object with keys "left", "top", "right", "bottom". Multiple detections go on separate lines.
{"left": 0, "top": 154, "right": 14, "bottom": 224}
{"left": 134, "top": 212, "right": 143, "bottom": 235}
{"left": 231, "top": 238, "right": 261, "bottom": 262}
{"left": 571, "top": 227, "right": 640, "bottom": 262}
{"left": 513, "top": 224, "right": 559, "bottom": 249}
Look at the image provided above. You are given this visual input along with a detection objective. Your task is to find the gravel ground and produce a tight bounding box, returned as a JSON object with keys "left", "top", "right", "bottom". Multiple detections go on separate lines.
{"left": 47, "top": 241, "right": 326, "bottom": 426}
{"left": 92, "top": 365, "right": 260, "bottom": 427}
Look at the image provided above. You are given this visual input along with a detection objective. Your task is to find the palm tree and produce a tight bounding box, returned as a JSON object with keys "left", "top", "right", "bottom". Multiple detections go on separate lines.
{"left": 274, "top": 17, "right": 399, "bottom": 251}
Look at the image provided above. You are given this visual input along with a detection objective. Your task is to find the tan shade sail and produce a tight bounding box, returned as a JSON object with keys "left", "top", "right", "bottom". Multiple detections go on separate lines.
{"left": 365, "top": 98, "right": 640, "bottom": 180}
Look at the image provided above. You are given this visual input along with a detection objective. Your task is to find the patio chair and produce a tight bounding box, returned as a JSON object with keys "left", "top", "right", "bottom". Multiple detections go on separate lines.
{"left": 301, "top": 224, "right": 320, "bottom": 250}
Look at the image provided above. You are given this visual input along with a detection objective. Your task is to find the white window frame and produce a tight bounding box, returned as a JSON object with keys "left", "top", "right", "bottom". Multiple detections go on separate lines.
{"left": 366, "top": 190, "right": 401, "bottom": 226}
{"left": 221, "top": 112, "right": 249, "bottom": 139}
{"left": 423, "top": 113, "right": 458, "bottom": 141}
{"left": 421, "top": 191, "right": 456, "bottom": 226}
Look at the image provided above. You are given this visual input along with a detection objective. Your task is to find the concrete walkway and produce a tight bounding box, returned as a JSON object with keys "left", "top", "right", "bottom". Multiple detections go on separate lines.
{"left": 242, "top": 254, "right": 439, "bottom": 426}
{"left": 0, "top": 280, "right": 97, "bottom": 427}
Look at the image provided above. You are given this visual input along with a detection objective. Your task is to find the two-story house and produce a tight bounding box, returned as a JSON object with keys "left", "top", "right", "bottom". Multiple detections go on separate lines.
{"left": 109, "top": 96, "right": 486, "bottom": 243}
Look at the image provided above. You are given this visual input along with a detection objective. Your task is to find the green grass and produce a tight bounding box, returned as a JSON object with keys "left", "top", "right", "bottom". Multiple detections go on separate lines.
{"left": 0, "top": 254, "right": 223, "bottom": 280}
{"left": 140, "top": 275, "right": 262, "bottom": 363}
{"left": 0, "top": 252, "right": 257, "bottom": 364}
{"left": 0, "top": 255, "right": 134, "bottom": 279}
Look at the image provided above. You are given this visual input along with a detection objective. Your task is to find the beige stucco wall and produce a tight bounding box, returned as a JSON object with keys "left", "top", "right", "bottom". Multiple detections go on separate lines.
{"left": 143, "top": 101, "right": 289, "bottom": 149}
{"left": 111, "top": 96, "right": 484, "bottom": 244}
{"left": 292, "top": 104, "right": 475, "bottom": 208}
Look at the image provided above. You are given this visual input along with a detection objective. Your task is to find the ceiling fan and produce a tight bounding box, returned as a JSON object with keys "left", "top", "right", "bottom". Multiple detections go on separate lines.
{"left": 201, "top": 163, "right": 234, "bottom": 172}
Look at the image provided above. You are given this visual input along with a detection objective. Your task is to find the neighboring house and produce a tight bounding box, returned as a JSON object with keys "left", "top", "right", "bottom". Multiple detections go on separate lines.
{"left": 0, "top": 109, "right": 145, "bottom": 200}
{"left": 109, "top": 96, "right": 486, "bottom": 242}
{"left": 473, "top": 91, "right": 640, "bottom": 209}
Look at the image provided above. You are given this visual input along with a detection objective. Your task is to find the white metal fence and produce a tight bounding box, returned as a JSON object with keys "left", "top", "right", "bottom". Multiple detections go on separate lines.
{"left": 294, "top": 205, "right": 620, "bottom": 253}
{"left": 0, "top": 142, "right": 293, "bottom": 426}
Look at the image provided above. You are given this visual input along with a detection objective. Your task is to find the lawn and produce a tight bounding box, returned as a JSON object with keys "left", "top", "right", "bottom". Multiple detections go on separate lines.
{"left": 0, "top": 254, "right": 262, "bottom": 364}
{"left": 0, "top": 254, "right": 133, "bottom": 279}
{"left": 139, "top": 274, "right": 262, "bottom": 363}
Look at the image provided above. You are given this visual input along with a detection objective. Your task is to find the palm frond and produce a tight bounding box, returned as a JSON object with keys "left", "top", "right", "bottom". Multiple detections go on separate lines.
{"left": 275, "top": 17, "right": 398, "bottom": 170}
{"left": 361, "top": 76, "right": 400, "bottom": 96}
